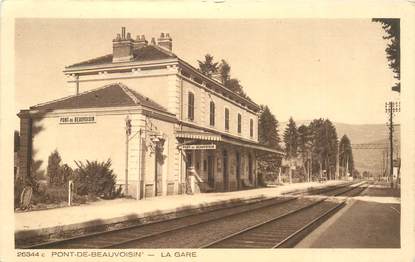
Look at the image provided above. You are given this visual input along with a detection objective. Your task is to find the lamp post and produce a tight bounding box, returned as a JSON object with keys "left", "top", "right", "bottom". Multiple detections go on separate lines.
{"left": 385, "top": 101, "right": 400, "bottom": 188}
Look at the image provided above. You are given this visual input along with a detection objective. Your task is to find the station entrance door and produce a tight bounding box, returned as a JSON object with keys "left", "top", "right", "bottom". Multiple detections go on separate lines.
{"left": 155, "top": 145, "right": 163, "bottom": 196}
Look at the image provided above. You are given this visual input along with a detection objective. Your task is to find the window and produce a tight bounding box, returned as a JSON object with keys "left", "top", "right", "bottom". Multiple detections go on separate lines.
{"left": 237, "top": 113, "right": 242, "bottom": 134}
{"left": 188, "top": 92, "right": 194, "bottom": 121}
{"left": 209, "top": 101, "right": 215, "bottom": 126}
{"left": 250, "top": 119, "right": 254, "bottom": 137}
{"left": 225, "top": 108, "right": 230, "bottom": 131}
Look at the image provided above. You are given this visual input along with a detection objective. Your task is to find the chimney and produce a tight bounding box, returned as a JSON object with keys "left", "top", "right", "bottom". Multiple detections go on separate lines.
{"left": 112, "top": 27, "right": 134, "bottom": 63}
{"left": 133, "top": 34, "right": 148, "bottom": 49}
{"left": 157, "top": 32, "right": 172, "bottom": 51}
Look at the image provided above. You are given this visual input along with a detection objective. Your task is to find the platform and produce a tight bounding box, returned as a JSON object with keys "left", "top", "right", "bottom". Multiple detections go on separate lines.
{"left": 15, "top": 181, "right": 344, "bottom": 246}
{"left": 296, "top": 182, "right": 401, "bottom": 248}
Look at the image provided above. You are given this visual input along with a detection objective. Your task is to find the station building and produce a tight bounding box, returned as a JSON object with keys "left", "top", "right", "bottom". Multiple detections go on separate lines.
{"left": 18, "top": 27, "right": 284, "bottom": 199}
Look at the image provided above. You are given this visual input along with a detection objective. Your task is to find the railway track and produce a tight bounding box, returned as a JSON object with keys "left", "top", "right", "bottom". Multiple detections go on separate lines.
{"left": 22, "top": 181, "right": 364, "bottom": 249}
{"left": 338, "top": 182, "right": 368, "bottom": 197}
{"left": 203, "top": 183, "right": 367, "bottom": 248}
{"left": 299, "top": 181, "right": 356, "bottom": 196}
{"left": 22, "top": 196, "right": 298, "bottom": 249}
{"left": 324, "top": 181, "right": 367, "bottom": 196}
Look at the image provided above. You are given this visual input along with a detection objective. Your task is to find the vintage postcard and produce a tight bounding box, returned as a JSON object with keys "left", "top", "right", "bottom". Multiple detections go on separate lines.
{"left": 1, "top": 1, "right": 414, "bottom": 262}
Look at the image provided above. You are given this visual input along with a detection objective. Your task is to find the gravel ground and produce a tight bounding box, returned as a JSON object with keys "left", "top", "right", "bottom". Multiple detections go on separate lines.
{"left": 118, "top": 197, "right": 320, "bottom": 248}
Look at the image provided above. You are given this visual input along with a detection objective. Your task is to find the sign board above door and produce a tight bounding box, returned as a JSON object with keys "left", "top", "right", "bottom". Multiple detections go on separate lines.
{"left": 180, "top": 144, "right": 216, "bottom": 150}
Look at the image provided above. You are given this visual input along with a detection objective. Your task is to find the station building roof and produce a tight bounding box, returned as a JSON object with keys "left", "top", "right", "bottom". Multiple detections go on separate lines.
{"left": 30, "top": 83, "right": 169, "bottom": 113}
{"left": 63, "top": 33, "right": 260, "bottom": 113}
{"left": 66, "top": 45, "right": 176, "bottom": 69}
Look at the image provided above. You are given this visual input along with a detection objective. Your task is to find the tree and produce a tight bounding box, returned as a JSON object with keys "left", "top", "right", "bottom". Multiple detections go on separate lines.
{"left": 257, "top": 105, "right": 282, "bottom": 182}
{"left": 308, "top": 118, "right": 325, "bottom": 177}
{"left": 324, "top": 119, "right": 338, "bottom": 180}
{"left": 218, "top": 59, "right": 231, "bottom": 84}
{"left": 198, "top": 57, "right": 252, "bottom": 101}
{"left": 339, "top": 135, "right": 354, "bottom": 177}
{"left": 218, "top": 60, "right": 244, "bottom": 96}
{"left": 47, "top": 150, "right": 62, "bottom": 185}
{"left": 297, "top": 125, "right": 312, "bottom": 178}
{"left": 297, "top": 125, "right": 310, "bottom": 158}
{"left": 308, "top": 118, "right": 338, "bottom": 180}
{"left": 226, "top": 79, "right": 247, "bottom": 97}
{"left": 198, "top": 54, "right": 219, "bottom": 77}
{"left": 283, "top": 117, "right": 298, "bottom": 159}
{"left": 372, "top": 18, "right": 400, "bottom": 92}
{"left": 258, "top": 105, "right": 281, "bottom": 149}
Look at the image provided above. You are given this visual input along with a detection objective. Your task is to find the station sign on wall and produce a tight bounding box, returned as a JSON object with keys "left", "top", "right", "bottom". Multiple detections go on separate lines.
{"left": 180, "top": 144, "right": 216, "bottom": 150}
{"left": 59, "top": 115, "right": 96, "bottom": 125}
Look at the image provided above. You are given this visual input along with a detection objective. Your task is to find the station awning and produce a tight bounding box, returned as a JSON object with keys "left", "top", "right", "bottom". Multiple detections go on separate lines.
{"left": 175, "top": 131, "right": 222, "bottom": 141}
{"left": 221, "top": 137, "right": 285, "bottom": 156}
{"left": 175, "top": 130, "right": 284, "bottom": 156}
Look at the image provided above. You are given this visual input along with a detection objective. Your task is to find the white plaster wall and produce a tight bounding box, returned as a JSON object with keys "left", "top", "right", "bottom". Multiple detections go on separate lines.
{"left": 140, "top": 117, "right": 178, "bottom": 197}
{"left": 74, "top": 76, "right": 171, "bottom": 113}
{"left": 71, "top": 73, "right": 258, "bottom": 142}
{"left": 32, "top": 113, "right": 127, "bottom": 183}
{"left": 181, "top": 78, "right": 258, "bottom": 141}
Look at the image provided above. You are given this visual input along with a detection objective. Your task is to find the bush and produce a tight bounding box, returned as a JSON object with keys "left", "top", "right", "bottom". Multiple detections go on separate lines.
{"left": 257, "top": 173, "right": 267, "bottom": 187}
{"left": 14, "top": 177, "right": 25, "bottom": 208}
{"left": 47, "top": 150, "right": 74, "bottom": 187}
{"left": 60, "top": 164, "right": 74, "bottom": 185}
{"left": 74, "top": 159, "right": 121, "bottom": 199}
{"left": 47, "top": 150, "right": 62, "bottom": 185}
{"left": 14, "top": 172, "right": 42, "bottom": 209}
{"left": 32, "top": 186, "right": 68, "bottom": 205}
{"left": 17, "top": 153, "right": 123, "bottom": 210}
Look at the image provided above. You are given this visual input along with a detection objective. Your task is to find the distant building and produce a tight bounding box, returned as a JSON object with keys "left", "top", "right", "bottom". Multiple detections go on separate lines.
{"left": 18, "top": 27, "right": 284, "bottom": 199}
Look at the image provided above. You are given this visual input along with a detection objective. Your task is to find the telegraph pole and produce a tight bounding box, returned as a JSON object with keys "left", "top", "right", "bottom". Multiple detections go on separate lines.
{"left": 388, "top": 103, "right": 393, "bottom": 188}
{"left": 125, "top": 116, "right": 132, "bottom": 196}
{"left": 335, "top": 148, "right": 339, "bottom": 180}
{"left": 385, "top": 101, "right": 400, "bottom": 188}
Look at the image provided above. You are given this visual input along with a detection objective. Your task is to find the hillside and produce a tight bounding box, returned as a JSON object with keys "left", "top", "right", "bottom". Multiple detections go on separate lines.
{"left": 278, "top": 121, "right": 400, "bottom": 176}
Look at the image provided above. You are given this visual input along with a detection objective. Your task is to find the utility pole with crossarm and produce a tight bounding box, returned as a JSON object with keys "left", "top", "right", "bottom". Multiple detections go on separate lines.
{"left": 385, "top": 101, "right": 400, "bottom": 188}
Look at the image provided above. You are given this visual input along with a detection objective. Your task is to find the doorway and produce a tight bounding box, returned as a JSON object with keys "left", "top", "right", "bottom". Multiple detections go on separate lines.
{"left": 236, "top": 152, "right": 241, "bottom": 190}
{"left": 207, "top": 155, "right": 214, "bottom": 188}
{"left": 248, "top": 153, "right": 253, "bottom": 184}
{"left": 223, "top": 150, "right": 229, "bottom": 191}
{"left": 155, "top": 144, "right": 164, "bottom": 196}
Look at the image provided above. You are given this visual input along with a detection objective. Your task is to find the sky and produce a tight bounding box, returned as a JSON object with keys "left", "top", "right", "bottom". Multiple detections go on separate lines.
{"left": 15, "top": 18, "right": 400, "bottom": 126}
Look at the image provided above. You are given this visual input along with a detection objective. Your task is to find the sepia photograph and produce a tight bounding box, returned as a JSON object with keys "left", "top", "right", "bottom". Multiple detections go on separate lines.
{"left": 1, "top": 1, "right": 414, "bottom": 262}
